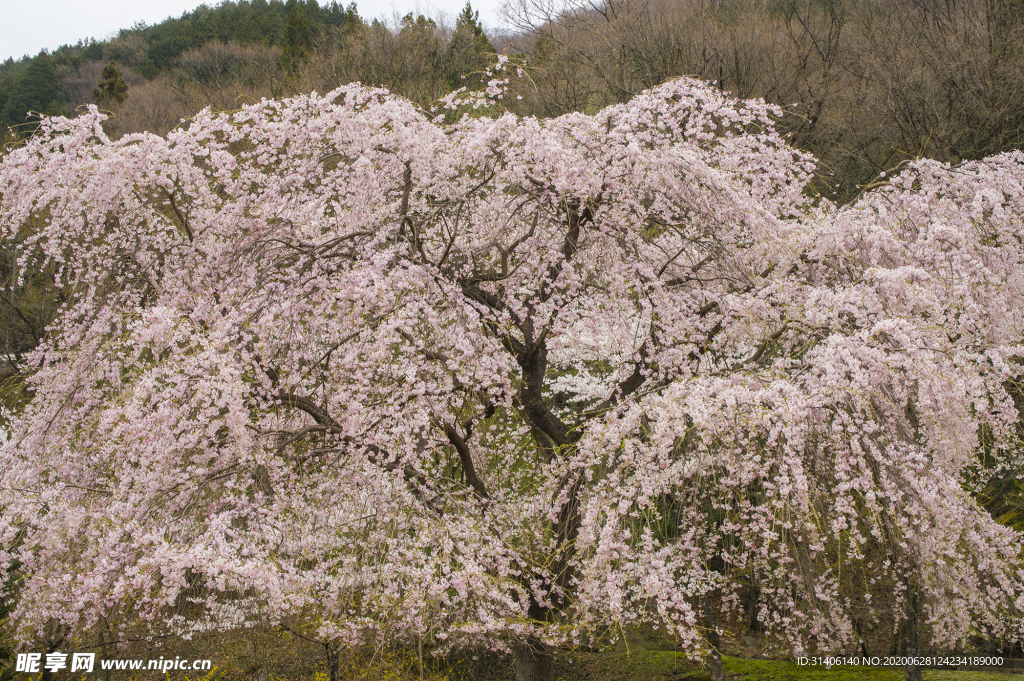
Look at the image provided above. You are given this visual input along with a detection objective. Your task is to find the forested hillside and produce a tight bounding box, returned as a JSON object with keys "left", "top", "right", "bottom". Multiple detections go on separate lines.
{"left": 0, "top": 0, "right": 358, "bottom": 125}
{"left": 0, "top": 0, "right": 497, "bottom": 130}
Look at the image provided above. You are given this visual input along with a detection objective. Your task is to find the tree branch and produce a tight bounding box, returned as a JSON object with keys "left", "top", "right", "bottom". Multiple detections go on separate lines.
{"left": 162, "top": 188, "right": 194, "bottom": 243}
{"left": 443, "top": 423, "right": 489, "bottom": 501}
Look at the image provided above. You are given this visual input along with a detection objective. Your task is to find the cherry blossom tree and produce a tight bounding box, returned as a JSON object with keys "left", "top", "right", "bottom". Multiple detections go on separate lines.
{"left": 1, "top": 75, "right": 1023, "bottom": 681}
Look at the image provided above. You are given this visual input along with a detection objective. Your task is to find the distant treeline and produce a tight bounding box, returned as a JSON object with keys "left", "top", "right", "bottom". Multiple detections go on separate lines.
{"left": 0, "top": 0, "right": 358, "bottom": 127}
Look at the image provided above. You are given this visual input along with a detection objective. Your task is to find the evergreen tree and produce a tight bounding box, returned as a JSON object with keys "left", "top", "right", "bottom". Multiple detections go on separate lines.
{"left": 1, "top": 52, "right": 61, "bottom": 128}
{"left": 442, "top": 2, "right": 496, "bottom": 90}
{"left": 324, "top": 1, "right": 360, "bottom": 33}
{"left": 280, "top": 2, "right": 313, "bottom": 73}
{"left": 237, "top": 16, "right": 265, "bottom": 44}
{"left": 456, "top": 1, "right": 486, "bottom": 36}
{"left": 84, "top": 39, "right": 104, "bottom": 62}
{"left": 0, "top": 0, "right": 360, "bottom": 87}
{"left": 0, "top": 80, "right": 9, "bottom": 122}
{"left": 93, "top": 61, "right": 128, "bottom": 107}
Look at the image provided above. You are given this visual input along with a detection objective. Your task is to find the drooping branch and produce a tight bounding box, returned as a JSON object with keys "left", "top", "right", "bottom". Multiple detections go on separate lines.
{"left": 0, "top": 292, "right": 43, "bottom": 347}
{"left": 162, "top": 188, "right": 194, "bottom": 243}
{"left": 461, "top": 284, "right": 528, "bottom": 358}
{"left": 443, "top": 423, "right": 489, "bottom": 501}
{"left": 276, "top": 424, "right": 330, "bottom": 454}
{"left": 730, "top": 324, "right": 788, "bottom": 372}
{"left": 278, "top": 391, "right": 342, "bottom": 431}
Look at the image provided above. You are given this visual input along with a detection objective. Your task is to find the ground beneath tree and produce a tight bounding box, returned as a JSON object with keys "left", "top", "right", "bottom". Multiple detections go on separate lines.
{"left": 68, "top": 625, "right": 1022, "bottom": 681}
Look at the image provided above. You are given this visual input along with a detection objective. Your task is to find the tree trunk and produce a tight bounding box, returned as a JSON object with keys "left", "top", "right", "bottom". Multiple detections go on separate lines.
{"left": 514, "top": 637, "right": 554, "bottom": 681}
{"left": 40, "top": 620, "right": 67, "bottom": 681}
{"left": 417, "top": 633, "right": 425, "bottom": 680}
{"left": 903, "top": 580, "right": 923, "bottom": 681}
{"left": 703, "top": 595, "right": 725, "bottom": 681}
{"left": 325, "top": 642, "right": 342, "bottom": 681}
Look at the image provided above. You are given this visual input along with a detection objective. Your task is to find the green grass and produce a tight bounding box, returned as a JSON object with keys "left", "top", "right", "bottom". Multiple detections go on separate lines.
{"left": 927, "top": 674, "right": 1024, "bottom": 681}
{"left": 564, "top": 648, "right": 704, "bottom": 681}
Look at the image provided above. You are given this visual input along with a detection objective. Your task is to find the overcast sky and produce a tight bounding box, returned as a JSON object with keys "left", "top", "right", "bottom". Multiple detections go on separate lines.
{"left": 2, "top": 0, "right": 509, "bottom": 63}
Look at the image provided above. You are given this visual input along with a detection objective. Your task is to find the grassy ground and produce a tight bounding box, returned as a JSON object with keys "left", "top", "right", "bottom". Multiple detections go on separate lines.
{"left": 19, "top": 649, "right": 1023, "bottom": 681}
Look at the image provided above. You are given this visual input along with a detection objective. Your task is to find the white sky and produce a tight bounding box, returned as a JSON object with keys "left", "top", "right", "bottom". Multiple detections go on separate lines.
{"left": 2, "top": 0, "right": 509, "bottom": 63}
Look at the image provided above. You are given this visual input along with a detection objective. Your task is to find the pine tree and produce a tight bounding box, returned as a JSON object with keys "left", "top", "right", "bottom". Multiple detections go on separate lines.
{"left": 93, "top": 61, "right": 129, "bottom": 108}
{"left": 442, "top": 2, "right": 496, "bottom": 90}
{"left": 1, "top": 52, "right": 62, "bottom": 128}
{"left": 456, "top": 1, "right": 486, "bottom": 37}
{"left": 84, "top": 39, "right": 103, "bottom": 62}
{"left": 280, "top": 2, "right": 312, "bottom": 74}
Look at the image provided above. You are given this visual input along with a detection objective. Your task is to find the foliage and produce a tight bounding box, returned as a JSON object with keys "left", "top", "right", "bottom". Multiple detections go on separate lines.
{"left": 3, "top": 0, "right": 1024, "bottom": 211}
{"left": 133, "top": 0, "right": 356, "bottom": 76}
{"left": 0, "top": 52, "right": 62, "bottom": 129}
{"left": 280, "top": 2, "right": 313, "bottom": 74}
{"left": 93, "top": 62, "right": 129, "bottom": 108}
{"left": 441, "top": 3, "right": 497, "bottom": 91}
{"left": 1, "top": 72, "right": 1023, "bottom": 681}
